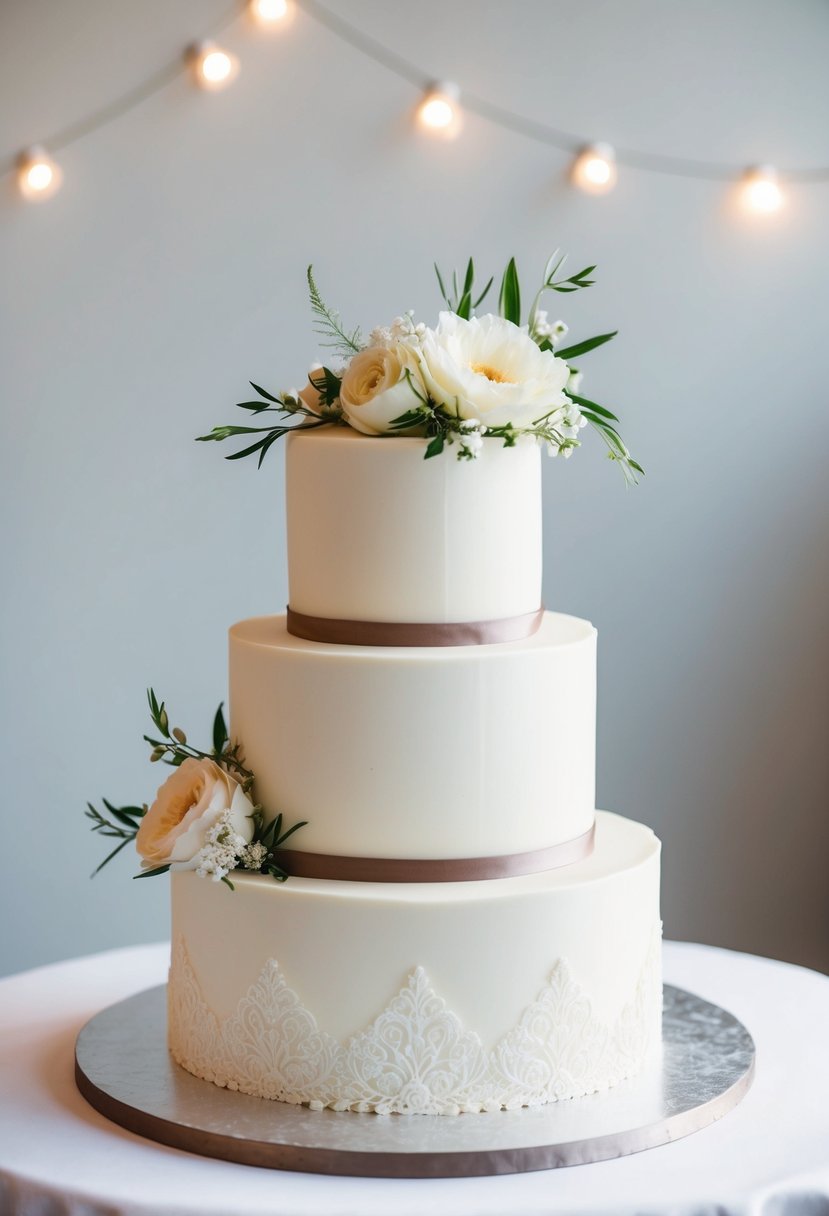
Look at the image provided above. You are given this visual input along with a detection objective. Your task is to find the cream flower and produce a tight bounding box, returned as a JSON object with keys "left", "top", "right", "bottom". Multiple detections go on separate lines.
{"left": 135, "top": 757, "right": 254, "bottom": 871}
{"left": 339, "top": 345, "right": 425, "bottom": 435}
{"left": 418, "top": 312, "right": 570, "bottom": 429}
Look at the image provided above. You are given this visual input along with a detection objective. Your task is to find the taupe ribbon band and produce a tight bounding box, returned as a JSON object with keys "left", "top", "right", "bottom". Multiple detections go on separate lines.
{"left": 286, "top": 605, "right": 545, "bottom": 647}
{"left": 272, "top": 822, "right": 595, "bottom": 883}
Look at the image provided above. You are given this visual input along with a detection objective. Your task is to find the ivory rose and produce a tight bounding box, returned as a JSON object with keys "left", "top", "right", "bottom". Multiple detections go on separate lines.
{"left": 339, "top": 345, "right": 424, "bottom": 435}
{"left": 418, "top": 312, "right": 571, "bottom": 429}
{"left": 135, "top": 757, "right": 254, "bottom": 871}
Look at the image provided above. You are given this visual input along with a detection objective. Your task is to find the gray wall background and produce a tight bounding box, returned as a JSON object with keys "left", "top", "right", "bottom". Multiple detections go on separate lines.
{"left": 1, "top": 0, "right": 827, "bottom": 978}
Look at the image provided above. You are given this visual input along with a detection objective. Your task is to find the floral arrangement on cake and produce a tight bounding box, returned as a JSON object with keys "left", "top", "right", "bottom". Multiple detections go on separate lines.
{"left": 198, "top": 253, "right": 642, "bottom": 482}
{"left": 84, "top": 690, "right": 305, "bottom": 888}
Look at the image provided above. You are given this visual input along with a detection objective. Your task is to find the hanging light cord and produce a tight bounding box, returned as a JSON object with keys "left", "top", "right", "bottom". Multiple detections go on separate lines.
{"left": 2, "top": 0, "right": 828, "bottom": 184}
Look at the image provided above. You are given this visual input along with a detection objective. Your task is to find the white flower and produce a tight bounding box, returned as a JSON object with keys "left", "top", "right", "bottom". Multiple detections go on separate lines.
{"left": 458, "top": 430, "right": 484, "bottom": 459}
{"left": 339, "top": 345, "right": 426, "bottom": 435}
{"left": 369, "top": 312, "right": 426, "bottom": 350}
{"left": 135, "top": 758, "right": 255, "bottom": 871}
{"left": 550, "top": 320, "right": 569, "bottom": 346}
{"left": 240, "top": 840, "right": 268, "bottom": 870}
{"left": 418, "top": 312, "right": 570, "bottom": 429}
{"left": 567, "top": 369, "right": 583, "bottom": 395}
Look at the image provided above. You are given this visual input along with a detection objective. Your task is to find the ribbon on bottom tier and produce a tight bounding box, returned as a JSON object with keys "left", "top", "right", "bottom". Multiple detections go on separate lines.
{"left": 286, "top": 605, "right": 545, "bottom": 647}
{"left": 271, "top": 821, "right": 596, "bottom": 883}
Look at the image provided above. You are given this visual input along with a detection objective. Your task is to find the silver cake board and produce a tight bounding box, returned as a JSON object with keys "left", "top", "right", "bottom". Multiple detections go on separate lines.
{"left": 74, "top": 984, "right": 754, "bottom": 1178}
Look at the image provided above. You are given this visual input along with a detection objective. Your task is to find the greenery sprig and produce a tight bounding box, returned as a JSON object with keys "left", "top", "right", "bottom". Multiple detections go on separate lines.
{"left": 85, "top": 690, "right": 307, "bottom": 888}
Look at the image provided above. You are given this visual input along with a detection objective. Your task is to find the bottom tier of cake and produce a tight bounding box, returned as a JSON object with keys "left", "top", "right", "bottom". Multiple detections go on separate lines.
{"left": 168, "top": 811, "right": 662, "bottom": 1115}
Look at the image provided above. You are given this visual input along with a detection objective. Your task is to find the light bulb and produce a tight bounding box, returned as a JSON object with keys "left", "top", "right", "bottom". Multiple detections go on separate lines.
{"left": 190, "top": 42, "right": 239, "bottom": 90}
{"left": 572, "top": 143, "right": 617, "bottom": 194}
{"left": 741, "top": 165, "right": 784, "bottom": 214}
{"left": 416, "top": 83, "right": 462, "bottom": 138}
{"left": 249, "top": 0, "right": 290, "bottom": 23}
{"left": 17, "top": 147, "right": 62, "bottom": 201}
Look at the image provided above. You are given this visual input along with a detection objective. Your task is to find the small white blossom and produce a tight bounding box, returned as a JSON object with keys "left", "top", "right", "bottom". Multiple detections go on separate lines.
{"left": 240, "top": 840, "right": 268, "bottom": 871}
{"left": 369, "top": 325, "right": 393, "bottom": 346}
{"left": 533, "top": 310, "right": 553, "bottom": 339}
{"left": 550, "top": 320, "right": 569, "bottom": 346}
{"left": 458, "top": 430, "right": 484, "bottom": 459}
{"left": 192, "top": 810, "right": 248, "bottom": 882}
{"left": 567, "top": 369, "right": 583, "bottom": 394}
{"left": 370, "top": 312, "right": 426, "bottom": 351}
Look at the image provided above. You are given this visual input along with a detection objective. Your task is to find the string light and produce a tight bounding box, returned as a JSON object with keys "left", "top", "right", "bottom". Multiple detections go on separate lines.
{"left": 741, "top": 165, "right": 784, "bottom": 214}
{"left": 572, "top": 143, "right": 617, "bottom": 194}
{"left": 249, "top": 0, "right": 291, "bottom": 25}
{"left": 2, "top": 3, "right": 824, "bottom": 214}
{"left": 189, "top": 42, "right": 239, "bottom": 91}
{"left": 17, "top": 147, "right": 62, "bottom": 201}
{"left": 416, "top": 82, "right": 462, "bottom": 139}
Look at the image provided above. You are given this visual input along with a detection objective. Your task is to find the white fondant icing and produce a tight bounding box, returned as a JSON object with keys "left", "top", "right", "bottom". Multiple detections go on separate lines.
{"left": 229, "top": 611, "right": 596, "bottom": 859}
{"left": 168, "top": 925, "right": 662, "bottom": 1115}
{"left": 285, "top": 428, "right": 542, "bottom": 625}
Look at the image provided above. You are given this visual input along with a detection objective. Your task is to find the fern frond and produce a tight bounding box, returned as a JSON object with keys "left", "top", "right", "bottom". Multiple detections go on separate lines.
{"left": 307, "top": 266, "right": 362, "bottom": 357}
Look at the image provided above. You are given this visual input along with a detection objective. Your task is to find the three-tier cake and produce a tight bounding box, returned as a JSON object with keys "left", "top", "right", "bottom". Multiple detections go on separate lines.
{"left": 167, "top": 427, "right": 662, "bottom": 1116}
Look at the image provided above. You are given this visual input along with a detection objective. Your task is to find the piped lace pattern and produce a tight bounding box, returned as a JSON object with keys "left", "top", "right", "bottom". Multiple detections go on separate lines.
{"left": 168, "top": 926, "right": 662, "bottom": 1115}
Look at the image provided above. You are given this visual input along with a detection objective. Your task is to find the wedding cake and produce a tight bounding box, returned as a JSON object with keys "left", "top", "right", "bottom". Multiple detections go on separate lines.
{"left": 86, "top": 255, "right": 661, "bottom": 1117}
{"left": 166, "top": 428, "right": 662, "bottom": 1115}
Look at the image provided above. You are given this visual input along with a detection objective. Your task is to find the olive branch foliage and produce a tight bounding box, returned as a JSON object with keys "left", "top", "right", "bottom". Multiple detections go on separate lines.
{"left": 85, "top": 690, "right": 306, "bottom": 888}
{"left": 195, "top": 254, "right": 642, "bottom": 482}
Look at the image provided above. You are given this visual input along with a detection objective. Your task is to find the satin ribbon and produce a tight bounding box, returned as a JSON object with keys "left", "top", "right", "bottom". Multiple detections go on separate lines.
{"left": 271, "top": 822, "right": 595, "bottom": 883}
{"left": 286, "top": 605, "right": 545, "bottom": 647}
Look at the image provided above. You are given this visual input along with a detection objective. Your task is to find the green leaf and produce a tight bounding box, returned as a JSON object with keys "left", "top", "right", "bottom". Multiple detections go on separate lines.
{"left": 498, "top": 257, "right": 521, "bottom": 325}
{"left": 434, "top": 262, "right": 448, "bottom": 303}
{"left": 462, "top": 257, "right": 475, "bottom": 296}
{"left": 91, "top": 836, "right": 134, "bottom": 878}
{"left": 250, "top": 382, "right": 280, "bottom": 403}
{"left": 389, "top": 409, "right": 423, "bottom": 430}
{"left": 133, "top": 864, "right": 171, "bottom": 880}
{"left": 102, "top": 800, "right": 146, "bottom": 828}
{"left": 567, "top": 393, "right": 619, "bottom": 422}
{"left": 274, "top": 819, "right": 308, "bottom": 848}
{"left": 424, "top": 432, "right": 445, "bottom": 459}
{"left": 309, "top": 366, "right": 342, "bottom": 409}
{"left": 473, "top": 277, "right": 494, "bottom": 309}
{"left": 212, "top": 703, "right": 228, "bottom": 757}
{"left": 456, "top": 289, "right": 472, "bottom": 320}
{"left": 555, "top": 332, "right": 617, "bottom": 361}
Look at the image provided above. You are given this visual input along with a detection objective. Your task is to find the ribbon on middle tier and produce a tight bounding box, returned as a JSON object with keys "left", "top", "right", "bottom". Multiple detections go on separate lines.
{"left": 271, "top": 821, "right": 596, "bottom": 883}
{"left": 286, "top": 605, "right": 545, "bottom": 647}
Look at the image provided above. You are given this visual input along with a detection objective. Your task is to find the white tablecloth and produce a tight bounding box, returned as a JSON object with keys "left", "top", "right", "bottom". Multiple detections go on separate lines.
{"left": 1, "top": 940, "right": 828, "bottom": 1216}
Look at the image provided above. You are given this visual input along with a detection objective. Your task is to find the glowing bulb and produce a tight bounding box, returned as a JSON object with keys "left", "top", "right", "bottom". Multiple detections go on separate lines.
{"left": 249, "top": 0, "right": 290, "bottom": 23}
{"left": 17, "top": 147, "right": 62, "bottom": 201}
{"left": 190, "top": 42, "right": 239, "bottom": 90}
{"left": 742, "top": 165, "right": 784, "bottom": 214}
{"left": 572, "top": 143, "right": 617, "bottom": 194}
{"left": 416, "top": 83, "right": 462, "bottom": 138}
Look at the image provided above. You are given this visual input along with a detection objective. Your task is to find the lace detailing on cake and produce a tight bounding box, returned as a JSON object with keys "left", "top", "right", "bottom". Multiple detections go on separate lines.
{"left": 168, "top": 927, "right": 662, "bottom": 1115}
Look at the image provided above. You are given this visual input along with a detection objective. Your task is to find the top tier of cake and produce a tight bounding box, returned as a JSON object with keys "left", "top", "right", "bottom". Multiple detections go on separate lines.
{"left": 286, "top": 428, "right": 542, "bottom": 626}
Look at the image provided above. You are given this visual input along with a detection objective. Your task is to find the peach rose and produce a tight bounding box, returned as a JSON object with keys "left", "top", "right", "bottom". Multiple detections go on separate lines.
{"left": 135, "top": 757, "right": 254, "bottom": 871}
{"left": 339, "top": 346, "right": 425, "bottom": 435}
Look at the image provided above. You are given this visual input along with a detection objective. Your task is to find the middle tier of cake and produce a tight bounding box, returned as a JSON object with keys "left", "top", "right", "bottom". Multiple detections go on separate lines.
{"left": 229, "top": 610, "right": 596, "bottom": 862}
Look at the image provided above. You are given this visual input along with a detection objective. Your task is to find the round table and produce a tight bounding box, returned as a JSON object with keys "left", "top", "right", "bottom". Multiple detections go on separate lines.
{"left": 1, "top": 941, "right": 827, "bottom": 1216}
